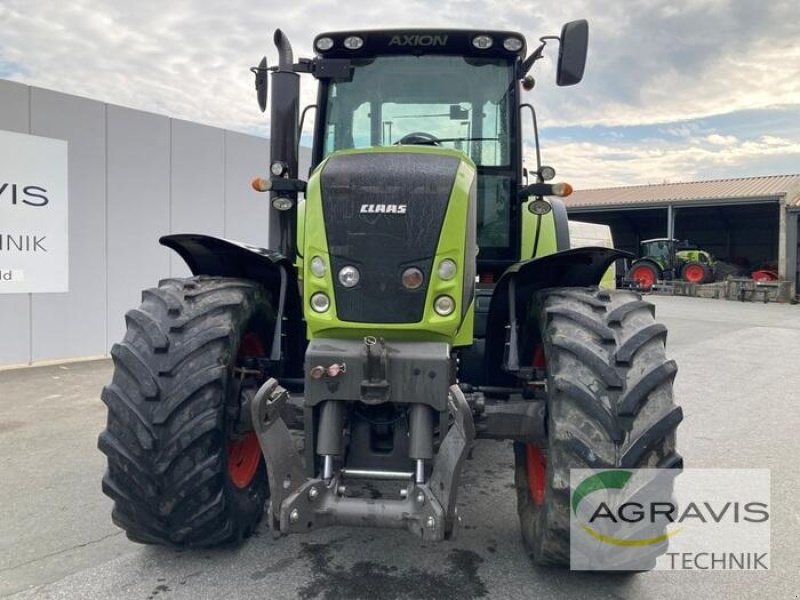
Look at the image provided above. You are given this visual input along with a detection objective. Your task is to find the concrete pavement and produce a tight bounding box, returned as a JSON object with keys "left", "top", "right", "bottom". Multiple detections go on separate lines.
{"left": 1, "top": 295, "right": 799, "bottom": 599}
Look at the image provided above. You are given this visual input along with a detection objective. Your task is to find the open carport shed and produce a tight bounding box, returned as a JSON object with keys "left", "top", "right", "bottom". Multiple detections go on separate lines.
{"left": 563, "top": 175, "right": 800, "bottom": 292}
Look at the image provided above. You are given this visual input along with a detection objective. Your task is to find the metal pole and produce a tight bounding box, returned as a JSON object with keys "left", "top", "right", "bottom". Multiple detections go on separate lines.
{"left": 667, "top": 205, "right": 676, "bottom": 277}
{"left": 667, "top": 204, "right": 675, "bottom": 240}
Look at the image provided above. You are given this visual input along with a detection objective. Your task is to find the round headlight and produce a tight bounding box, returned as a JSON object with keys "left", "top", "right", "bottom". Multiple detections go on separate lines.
{"left": 472, "top": 35, "right": 493, "bottom": 50}
{"left": 528, "top": 199, "right": 552, "bottom": 215}
{"left": 503, "top": 37, "right": 523, "bottom": 52}
{"left": 437, "top": 259, "right": 457, "bottom": 281}
{"left": 315, "top": 37, "right": 334, "bottom": 52}
{"left": 434, "top": 295, "right": 455, "bottom": 316}
{"left": 338, "top": 265, "right": 360, "bottom": 288}
{"left": 310, "top": 256, "right": 326, "bottom": 278}
{"left": 310, "top": 292, "right": 330, "bottom": 313}
{"left": 272, "top": 197, "right": 294, "bottom": 211}
{"left": 539, "top": 165, "right": 556, "bottom": 181}
{"left": 343, "top": 36, "right": 364, "bottom": 50}
{"left": 270, "top": 161, "right": 286, "bottom": 177}
{"left": 401, "top": 267, "right": 424, "bottom": 289}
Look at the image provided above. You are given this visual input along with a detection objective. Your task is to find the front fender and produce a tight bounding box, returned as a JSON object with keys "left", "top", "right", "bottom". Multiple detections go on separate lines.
{"left": 160, "top": 234, "right": 305, "bottom": 374}
{"left": 484, "top": 246, "right": 632, "bottom": 384}
{"left": 160, "top": 234, "right": 293, "bottom": 280}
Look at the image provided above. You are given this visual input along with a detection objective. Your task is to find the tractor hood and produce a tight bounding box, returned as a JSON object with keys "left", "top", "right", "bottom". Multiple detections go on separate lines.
{"left": 302, "top": 147, "right": 476, "bottom": 341}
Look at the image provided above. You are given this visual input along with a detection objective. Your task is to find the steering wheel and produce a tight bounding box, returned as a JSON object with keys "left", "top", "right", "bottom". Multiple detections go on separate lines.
{"left": 396, "top": 131, "right": 441, "bottom": 146}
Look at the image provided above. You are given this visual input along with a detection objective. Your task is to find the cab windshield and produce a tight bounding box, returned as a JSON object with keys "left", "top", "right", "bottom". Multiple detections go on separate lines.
{"left": 321, "top": 55, "right": 516, "bottom": 253}
{"left": 323, "top": 55, "right": 512, "bottom": 166}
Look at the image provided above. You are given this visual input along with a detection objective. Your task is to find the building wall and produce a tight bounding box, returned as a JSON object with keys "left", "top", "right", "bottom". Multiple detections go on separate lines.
{"left": 0, "top": 79, "right": 278, "bottom": 367}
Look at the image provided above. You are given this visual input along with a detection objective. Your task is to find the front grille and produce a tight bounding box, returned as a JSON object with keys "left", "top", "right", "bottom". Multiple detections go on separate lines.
{"left": 320, "top": 152, "right": 459, "bottom": 323}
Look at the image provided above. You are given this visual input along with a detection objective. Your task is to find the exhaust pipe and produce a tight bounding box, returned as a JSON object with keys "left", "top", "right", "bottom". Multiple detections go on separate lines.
{"left": 274, "top": 29, "right": 294, "bottom": 68}
{"left": 269, "top": 29, "right": 300, "bottom": 259}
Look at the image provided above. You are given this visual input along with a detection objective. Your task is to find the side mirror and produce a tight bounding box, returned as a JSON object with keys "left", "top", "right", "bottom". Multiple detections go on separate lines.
{"left": 556, "top": 20, "right": 588, "bottom": 86}
{"left": 251, "top": 57, "right": 269, "bottom": 112}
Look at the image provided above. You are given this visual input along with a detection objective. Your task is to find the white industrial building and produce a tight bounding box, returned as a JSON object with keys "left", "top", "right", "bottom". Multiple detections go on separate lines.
{"left": 0, "top": 79, "right": 276, "bottom": 367}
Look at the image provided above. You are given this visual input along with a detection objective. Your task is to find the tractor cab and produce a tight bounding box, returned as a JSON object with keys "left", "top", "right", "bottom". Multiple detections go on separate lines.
{"left": 252, "top": 26, "right": 589, "bottom": 282}
{"left": 309, "top": 30, "right": 524, "bottom": 267}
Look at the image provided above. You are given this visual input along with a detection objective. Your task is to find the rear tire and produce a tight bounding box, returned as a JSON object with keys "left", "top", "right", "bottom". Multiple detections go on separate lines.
{"left": 514, "top": 287, "right": 682, "bottom": 567}
{"left": 98, "top": 277, "right": 274, "bottom": 546}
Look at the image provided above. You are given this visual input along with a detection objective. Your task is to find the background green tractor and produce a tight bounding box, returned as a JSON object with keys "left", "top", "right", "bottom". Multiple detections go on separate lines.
{"left": 627, "top": 238, "right": 716, "bottom": 290}
{"left": 99, "top": 22, "right": 682, "bottom": 569}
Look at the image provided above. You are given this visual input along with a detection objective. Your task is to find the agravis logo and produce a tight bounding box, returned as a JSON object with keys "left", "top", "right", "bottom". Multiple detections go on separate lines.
{"left": 569, "top": 468, "right": 771, "bottom": 571}
{"left": 572, "top": 470, "right": 680, "bottom": 547}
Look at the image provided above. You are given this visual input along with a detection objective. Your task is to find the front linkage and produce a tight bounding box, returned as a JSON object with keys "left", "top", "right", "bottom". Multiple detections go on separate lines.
{"left": 250, "top": 378, "right": 476, "bottom": 541}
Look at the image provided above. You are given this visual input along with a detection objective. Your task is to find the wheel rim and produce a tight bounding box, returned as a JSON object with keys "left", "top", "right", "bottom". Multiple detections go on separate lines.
{"left": 526, "top": 444, "right": 547, "bottom": 506}
{"left": 228, "top": 433, "right": 262, "bottom": 489}
{"left": 631, "top": 265, "right": 656, "bottom": 289}
{"left": 684, "top": 264, "right": 705, "bottom": 283}
{"left": 527, "top": 345, "right": 547, "bottom": 506}
{"left": 227, "top": 332, "right": 266, "bottom": 489}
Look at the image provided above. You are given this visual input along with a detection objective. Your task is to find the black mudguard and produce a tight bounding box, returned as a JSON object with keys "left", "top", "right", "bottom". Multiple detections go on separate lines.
{"left": 160, "top": 234, "right": 305, "bottom": 376}
{"left": 484, "top": 246, "right": 632, "bottom": 384}
{"left": 161, "top": 234, "right": 292, "bottom": 280}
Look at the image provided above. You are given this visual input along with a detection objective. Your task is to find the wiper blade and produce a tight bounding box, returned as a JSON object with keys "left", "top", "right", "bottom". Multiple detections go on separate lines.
{"left": 431, "top": 137, "right": 498, "bottom": 142}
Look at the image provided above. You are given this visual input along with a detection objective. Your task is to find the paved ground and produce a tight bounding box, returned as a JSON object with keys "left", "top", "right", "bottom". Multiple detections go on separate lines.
{"left": 1, "top": 295, "right": 799, "bottom": 599}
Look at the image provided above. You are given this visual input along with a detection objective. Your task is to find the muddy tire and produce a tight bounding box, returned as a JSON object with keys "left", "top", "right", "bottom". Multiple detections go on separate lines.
{"left": 514, "top": 287, "right": 683, "bottom": 567}
{"left": 99, "top": 277, "right": 274, "bottom": 546}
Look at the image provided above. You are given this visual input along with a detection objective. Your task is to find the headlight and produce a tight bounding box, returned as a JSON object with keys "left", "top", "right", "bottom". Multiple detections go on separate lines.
{"left": 310, "top": 292, "right": 330, "bottom": 313}
{"left": 338, "top": 265, "right": 360, "bottom": 288}
{"left": 434, "top": 295, "right": 455, "bottom": 316}
{"left": 401, "top": 267, "right": 424, "bottom": 289}
{"left": 503, "top": 37, "right": 523, "bottom": 52}
{"left": 272, "top": 197, "right": 294, "bottom": 211}
{"left": 315, "top": 37, "right": 334, "bottom": 51}
{"left": 472, "top": 35, "right": 493, "bottom": 49}
{"left": 528, "top": 199, "right": 552, "bottom": 215}
{"left": 538, "top": 165, "right": 556, "bottom": 181}
{"left": 343, "top": 36, "right": 364, "bottom": 50}
{"left": 437, "top": 259, "right": 457, "bottom": 281}
{"left": 270, "top": 161, "right": 286, "bottom": 176}
{"left": 310, "top": 256, "right": 326, "bottom": 278}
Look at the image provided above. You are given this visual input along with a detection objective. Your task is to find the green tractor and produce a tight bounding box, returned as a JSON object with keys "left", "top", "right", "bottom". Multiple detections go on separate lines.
{"left": 99, "top": 22, "right": 682, "bottom": 568}
{"left": 627, "top": 238, "right": 716, "bottom": 291}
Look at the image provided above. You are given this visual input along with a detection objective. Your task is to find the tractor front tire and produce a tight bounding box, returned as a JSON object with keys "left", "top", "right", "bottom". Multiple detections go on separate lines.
{"left": 626, "top": 262, "right": 660, "bottom": 291}
{"left": 514, "top": 287, "right": 682, "bottom": 567}
{"left": 99, "top": 277, "right": 273, "bottom": 546}
{"left": 681, "top": 261, "right": 712, "bottom": 284}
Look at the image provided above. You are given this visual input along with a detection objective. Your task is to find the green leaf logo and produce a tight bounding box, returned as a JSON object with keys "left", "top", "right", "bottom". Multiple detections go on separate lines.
{"left": 572, "top": 470, "right": 680, "bottom": 547}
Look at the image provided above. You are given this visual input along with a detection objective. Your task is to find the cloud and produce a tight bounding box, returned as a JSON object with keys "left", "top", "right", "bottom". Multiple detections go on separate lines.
{"left": 1, "top": 0, "right": 799, "bottom": 185}
{"left": 706, "top": 134, "right": 738, "bottom": 145}
{"left": 525, "top": 0, "right": 800, "bottom": 127}
{"left": 4, "top": 0, "right": 798, "bottom": 129}
{"left": 526, "top": 127, "right": 800, "bottom": 189}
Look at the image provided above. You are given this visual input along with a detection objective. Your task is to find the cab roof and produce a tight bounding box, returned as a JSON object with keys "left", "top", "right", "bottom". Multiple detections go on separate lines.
{"left": 312, "top": 29, "right": 527, "bottom": 59}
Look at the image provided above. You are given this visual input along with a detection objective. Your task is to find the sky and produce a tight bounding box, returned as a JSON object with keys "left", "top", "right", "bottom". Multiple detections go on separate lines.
{"left": 1, "top": 0, "right": 798, "bottom": 189}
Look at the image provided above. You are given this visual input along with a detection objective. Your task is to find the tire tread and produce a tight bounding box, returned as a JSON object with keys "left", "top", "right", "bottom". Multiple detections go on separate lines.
{"left": 99, "top": 276, "right": 271, "bottom": 547}
{"left": 515, "top": 287, "right": 682, "bottom": 567}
